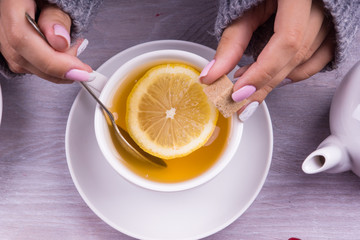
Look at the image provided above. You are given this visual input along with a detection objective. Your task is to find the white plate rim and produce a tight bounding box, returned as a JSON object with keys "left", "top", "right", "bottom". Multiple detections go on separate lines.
{"left": 65, "top": 40, "right": 273, "bottom": 240}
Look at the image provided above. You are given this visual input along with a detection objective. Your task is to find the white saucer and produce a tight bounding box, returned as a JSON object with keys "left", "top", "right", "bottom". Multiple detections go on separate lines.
{"left": 65, "top": 40, "right": 273, "bottom": 240}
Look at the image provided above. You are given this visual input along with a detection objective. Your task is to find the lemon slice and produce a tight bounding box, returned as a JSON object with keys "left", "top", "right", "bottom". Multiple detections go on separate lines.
{"left": 126, "top": 63, "right": 218, "bottom": 159}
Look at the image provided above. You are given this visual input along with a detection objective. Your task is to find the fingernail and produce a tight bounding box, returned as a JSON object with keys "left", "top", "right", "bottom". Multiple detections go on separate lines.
{"left": 65, "top": 69, "right": 95, "bottom": 82}
{"left": 239, "top": 102, "right": 259, "bottom": 122}
{"left": 54, "top": 24, "right": 71, "bottom": 48}
{"left": 232, "top": 85, "right": 256, "bottom": 102}
{"left": 77, "top": 39, "right": 89, "bottom": 56}
{"left": 277, "top": 78, "right": 293, "bottom": 88}
{"left": 199, "top": 59, "right": 215, "bottom": 79}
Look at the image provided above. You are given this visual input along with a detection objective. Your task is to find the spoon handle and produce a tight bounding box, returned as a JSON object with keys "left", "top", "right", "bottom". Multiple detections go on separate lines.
{"left": 25, "top": 13, "right": 48, "bottom": 43}
{"left": 79, "top": 82, "right": 114, "bottom": 121}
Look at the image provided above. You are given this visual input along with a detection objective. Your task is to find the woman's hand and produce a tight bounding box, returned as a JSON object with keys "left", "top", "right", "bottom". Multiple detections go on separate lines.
{"left": 0, "top": 0, "right": 92, "bottom": 83}
{"left": 200, "top": 0, "right": 335, "bottom": 121}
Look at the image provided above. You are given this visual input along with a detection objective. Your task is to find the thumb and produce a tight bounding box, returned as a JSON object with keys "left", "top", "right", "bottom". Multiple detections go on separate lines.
{"left": 38, "top": 5, "right": 72, "bottom": 52}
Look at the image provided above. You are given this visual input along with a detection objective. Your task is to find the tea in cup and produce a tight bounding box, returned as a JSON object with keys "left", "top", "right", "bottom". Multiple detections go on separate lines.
{"left": 88, "top": 50, "right": 243, "bottom": 192}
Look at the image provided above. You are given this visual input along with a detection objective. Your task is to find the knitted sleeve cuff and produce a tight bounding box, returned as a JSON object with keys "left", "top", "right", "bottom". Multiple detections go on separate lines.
{"left": 214, "top": 0, "right": 360, "bottom": 70}
{"left": 47, "top": 0, "right": 103, "bottom": 39}
{"left": 322, "top": 0, "right": 360, "bottom": 68}
{"left": 214, "top": 0, "right": 264, "bottom": 40}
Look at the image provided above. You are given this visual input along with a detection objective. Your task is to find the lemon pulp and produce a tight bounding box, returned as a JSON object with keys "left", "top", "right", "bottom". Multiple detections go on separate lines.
{"left": 126, "top": 63, "right": 218, "bottom": 159}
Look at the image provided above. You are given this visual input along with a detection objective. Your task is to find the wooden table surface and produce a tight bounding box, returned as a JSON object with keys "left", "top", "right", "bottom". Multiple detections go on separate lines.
{"left": 1, "top": 1, "right": 360, "bottom": 239}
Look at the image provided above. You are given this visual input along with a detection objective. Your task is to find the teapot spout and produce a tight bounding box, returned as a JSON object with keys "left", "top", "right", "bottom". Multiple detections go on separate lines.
{"left": 302, "top": 135, "right": 351, "bottom": 174}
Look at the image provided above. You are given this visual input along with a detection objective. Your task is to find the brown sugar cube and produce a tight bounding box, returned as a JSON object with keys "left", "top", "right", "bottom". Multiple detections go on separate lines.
{"left": 203, "top": 75, "right": 247, "bottom": 118}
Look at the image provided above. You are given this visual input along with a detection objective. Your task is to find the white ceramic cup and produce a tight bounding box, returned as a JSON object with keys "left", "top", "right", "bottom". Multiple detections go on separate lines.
{"left": 88, "top": 49, "right": 243, "bottom": 192}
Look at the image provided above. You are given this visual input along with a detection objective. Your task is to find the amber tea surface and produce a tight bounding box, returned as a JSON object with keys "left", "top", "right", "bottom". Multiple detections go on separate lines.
{"left": 108, "top": 62, "right": 231, "bottom": 183}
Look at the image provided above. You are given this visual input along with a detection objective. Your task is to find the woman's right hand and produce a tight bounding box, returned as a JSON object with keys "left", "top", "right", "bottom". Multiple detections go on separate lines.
{"left": 0, "top": 0, "right": 93, "bottom": 83}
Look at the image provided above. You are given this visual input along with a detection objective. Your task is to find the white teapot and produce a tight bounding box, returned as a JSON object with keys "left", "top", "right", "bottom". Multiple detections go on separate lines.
{"left": 302, "top": 61, "right": 360, "bottom": 176}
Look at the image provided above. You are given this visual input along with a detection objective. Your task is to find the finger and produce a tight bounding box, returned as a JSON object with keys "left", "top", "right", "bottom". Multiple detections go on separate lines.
{"left": 9, "top": 13, "right": 92, "bottom": 80}
{"left": 0, "top": 43, "right": 29, "bottom": 74}
{"left": 199, "top": 18, "right": 252, "bottom": 85}
{"left": 1, "top": 5, "right": 91, "bottom": 83}
{"left": 233, "top": 0, "right": 312, "bottom": 94}
{"left": 291, "top": 1, "right": 329, "bottom": 66}
{"left": 250, "top": 0, "right": 329, "bottom": 88}
{"left": 68, "top": 38, "right": 88, "bottom": 57}
{"left": 234, "top": 64, "right": 251, "bottom": 78}
{"left": 267, "top": 16, "right": 330, "bottom": 86}
{"left": 38, "top": 4, "right": 71, "bottom": 52}
{"left": 0, "top": 2, "right": 32, "bottom": 74}
{"left": 200, "top": 0, "right": 276, "bottom": 85}
{"left": 5, "top": 41, "right": 74, "bottom": 83}
{"left": 26, "top": 64, "right": 74, "bottom": 84}
{"left": 287, "top": 34, "right": 335, "bottom": 82}
{"left": 0, "top": 1, "right": 91, "bottom": 82}
{"left": 0, "top": 18, "right": 85, "bottom": 81}
{"left": 299, "top": 19, "right": 331, "bottom": 66}
{"left": 0, "top": 29, "right": 76, "bottom": 83}
{"left": 238, "top": 33, "right": 335, "bottom": 120}
{"left": 236, "top": 1, "right": 328, "bottom": 121}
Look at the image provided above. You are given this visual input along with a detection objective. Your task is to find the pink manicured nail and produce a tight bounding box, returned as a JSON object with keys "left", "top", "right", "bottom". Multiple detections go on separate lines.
{"left": 200, "top": 59, "right": 215, "bottom": 79}
{"left": 232, "top": 85, "right": 256, "bottom": 102}
{"left": 54, "top": 24, "right": 70, "bottom": 47}
{"left": 239, "top": 101, "right": 259, "bottom": 122}
{"left": 65, "top": 69, "right": 95, "bottom": 82}
{"left": 76, "top": 39, "right": 89, "bottom": 56}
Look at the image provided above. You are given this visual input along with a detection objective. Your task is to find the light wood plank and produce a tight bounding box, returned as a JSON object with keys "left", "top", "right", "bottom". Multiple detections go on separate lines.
{"left": 1, "top": 0, "right": 360, "bottom": 239}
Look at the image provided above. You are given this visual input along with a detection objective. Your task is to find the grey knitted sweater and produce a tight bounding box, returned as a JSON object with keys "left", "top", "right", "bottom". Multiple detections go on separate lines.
{"left": 216, "top": 0, "right": 360, "bottom": 69}
{"left": 47, "top": 0, "right": 102, "bottom": 38}
{"left": 0, "top": 0, "right": 359, "bottom": 78}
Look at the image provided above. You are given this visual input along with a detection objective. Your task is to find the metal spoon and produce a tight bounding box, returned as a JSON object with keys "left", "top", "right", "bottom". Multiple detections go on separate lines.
{"left": 80, "top": 82, "right": 167, "bottom": 167}
{"left": 25, "top": 13, "right": 167, "bottom": 167}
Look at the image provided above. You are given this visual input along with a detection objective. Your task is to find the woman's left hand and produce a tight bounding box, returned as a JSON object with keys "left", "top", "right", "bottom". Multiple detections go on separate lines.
{"left": 200, "top": 0, "right": 335, "bottom": 121}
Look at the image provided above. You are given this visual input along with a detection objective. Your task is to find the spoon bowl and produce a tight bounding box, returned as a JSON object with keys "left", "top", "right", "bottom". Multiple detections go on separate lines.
{"left": 80, "top": 82, "right": 167, "bottom": 167}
